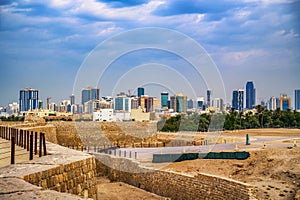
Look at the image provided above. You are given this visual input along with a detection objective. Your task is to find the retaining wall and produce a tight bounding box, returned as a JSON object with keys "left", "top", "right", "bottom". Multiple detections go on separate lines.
{"left": 0, "top": 142, "right": 97, "bottom": 199}
{"left": 94, "top": 153, "right": 255, "bottom": 200}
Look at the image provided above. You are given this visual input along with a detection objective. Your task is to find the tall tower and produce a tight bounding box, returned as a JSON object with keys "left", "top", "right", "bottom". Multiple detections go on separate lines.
{"left": 232, "top": 90, "right": 238, "bottom": 110}
{"left": 19, "top": 88, "right": 39, "bottom": 112}
{"left": 246, "top": 81, "right": 255, "bottom": 109}
{"left": 238, "top": 89, "right": 244, "bottom": 111}
{"left": 70, "top": 94, "right": 75, "bottom": 105}
{"left": 137, "top": 87, "right": 144, "bottom": 97}
{"left": 81, "top": 87, "right": 99, "bottom": 105}
{"left": 161, "top": 92, "right": 169, "bottom": 109}
{"left": 207, "top": 89, "right": 211, "bottom": 107}
{"left": 170, "top": 94, "right": 187, "bottom": 113}
{"left": 279, "top": 94, "right": 291, "bottom": 111}
{"left": 295, "top": 89, "right": 300, "bottom": 110}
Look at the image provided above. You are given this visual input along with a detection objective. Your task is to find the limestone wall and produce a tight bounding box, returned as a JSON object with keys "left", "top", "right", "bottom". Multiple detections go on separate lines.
{"left": 94, "top": 153, "right": 255, "bottom": 200}
{"left": 0, "top": 142, "right": 97, "bottom": 199}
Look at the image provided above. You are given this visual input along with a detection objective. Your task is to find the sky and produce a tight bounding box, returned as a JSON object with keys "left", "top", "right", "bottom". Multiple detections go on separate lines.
{"left": 0, "top": 0, "right": 299, "bottom": 108}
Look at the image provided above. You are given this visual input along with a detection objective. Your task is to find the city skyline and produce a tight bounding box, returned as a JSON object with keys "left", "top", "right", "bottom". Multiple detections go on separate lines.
{"left": 0, "top": 1, "right": 299, "bottom": 107}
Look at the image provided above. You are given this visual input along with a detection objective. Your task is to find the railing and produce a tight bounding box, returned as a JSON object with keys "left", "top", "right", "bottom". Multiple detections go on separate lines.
{"left": 0, "top": 125, "right": 47, "bottom": 165}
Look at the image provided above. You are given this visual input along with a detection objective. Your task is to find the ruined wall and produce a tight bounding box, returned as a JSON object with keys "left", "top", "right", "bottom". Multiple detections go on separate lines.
{"left": 0, "top": 142, "right": 97, "bottom": 199}
{"left": 94, "top": 154, "right": 255, "bottom": 200}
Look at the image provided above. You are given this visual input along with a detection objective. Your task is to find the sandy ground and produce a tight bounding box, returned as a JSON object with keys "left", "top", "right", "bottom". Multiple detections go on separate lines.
{"left": 96, "top": 177, "right": 165, "bottom": 200}
{"left": 160, "top": 128, "right": 300, "bottom": 200}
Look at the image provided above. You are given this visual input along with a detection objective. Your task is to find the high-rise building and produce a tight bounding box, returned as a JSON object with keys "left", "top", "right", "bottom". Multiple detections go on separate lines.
{"left": 170, "top": 94, "right": 187, "bottom": 113}
{"left": 139, "top": 95, "right": 154, "bottom": 112}
{"left": 137, "top": 87, "right": 144, "bottom": 97}
{"left": 19, "top": 88, "right": 39, "bottom": 112}
{"left": 187, "top": 99, "right": 194, "bottom": 109}
{"left": 207, "top": 89, "right": 212, "bottom": 107}
{"left": 232, "top": 90, "right": 238, "bottom": 110}
{"left": 295, "top": 89, "right": 300, "bottom": 110}
{"left": 213, "top": 98, "right": 224, "bottom": 112}
{"left": 114, "top": 95, "right": 131, "bottom": 112}
{"left": 70, "top": 94, "right": 75, "bottom": 105}
{"left": 245, "top": 81, "right": 256, "bottom": 109}
{"left": 81, "top": 87, "right": 99, "bottom": 105}
{"left": 279, "top": 94, "right": 291, "bottom": 111}
{"left": 238, "top": 89, "right": 244, "bottom": 111}
{"left": 161, "top": 92, "right": 169, "bottom": 109}
{"left": 197, "top": 97, "right": 205, "bottom": 110}
{"left": 268, "top": 97, "right": 279, "bottom": 110}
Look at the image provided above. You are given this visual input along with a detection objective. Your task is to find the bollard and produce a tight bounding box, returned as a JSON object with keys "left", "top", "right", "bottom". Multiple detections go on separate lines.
{"left": 119, "top": 150, "right": 121, "bottom": 157}
{"left": 26, "top": 131, "right": 30, "bottom": 151}
{"left": 124, "top": 151, "right": 126, "bottom": 157}
{"left": 135, "top": 152, "right": 137, "bottom": 160}
{"left": 29, "top": 133, "right": 33, "bottom": 160}
{"left": 11, "top": 136, "right": 15, "bottom": 164}
{"left": 246, "top": 134, "right": 250, "bottom": 145}
{"left": 129, "top": 151, "right": 131, "bottom": 158}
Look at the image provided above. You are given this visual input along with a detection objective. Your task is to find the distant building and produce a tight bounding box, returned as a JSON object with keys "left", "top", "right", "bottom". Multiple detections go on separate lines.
{"left": 207, "top": 90, "right": 212, "bottom": 107}
{"left": 19, "top": 88, "right": 39, "bottom": 112}
{"left": 161, "top": 92, "right": 169, "bottom": 109}
{"left": 245, "top": 81, "right": 256, "bottom": 109}
{"left": 137, "top": 87, "right": 144, "bottom": 97}
{"left": 187, "top": 99, "right": 194, "bottom": 109}
{"left": 268, "top": 97, "right": 279, "bottom": 110}
{"left": 81, "top": 87, "right": 99, "bottom": 105}
{"left": 93, "top": 109, "right": 114, "bottom": 121}
{"left": 197, "top": 97, "right": 205, "bottom": 110}
{"left": 139, "top": 95, "right": 154, "bottom": 112}
{"left": 70, "top": 94, "right": 75, "bottom": 105}
{"left": 279, "top": 94, "right": 291, "bottom": 111}
{"left": 213, "top": 98, "right": 224, "bottom": 112}
{"left": 114, "top": 95, "right": 131, "bottom": 112}
{"left": 232, "top": 90, "right": 238, "bottom": 110}
{"left": 295, "top": 89, "right": 300, "bottom": 110}
{"left": 238, "top": 89, "right": 244, "bottom": 111}
{"left": 170, "top": 93, "right": 187, "bottom": 113}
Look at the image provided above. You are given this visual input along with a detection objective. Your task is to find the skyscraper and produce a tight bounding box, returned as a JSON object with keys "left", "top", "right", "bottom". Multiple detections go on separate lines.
{"left": 295, "top": 89, "right": 300, "bottom": 110}
{"left": 19, "top": 88, "right": 39, "bottom": 112}
{"left": 279, "top": 94, "right": 291, "bottom": 111}
{"left": 161, "top": 92, "right": 169, "bottom": 109}
{"left": 238, "top": 89, "right": 244, "bottom": 111}
{"left": 245, "top": 81, "right": 256, "bottom": 109}
{"left": 170, "top": 94, "right": 187, "bottom": 113}
{"left": 137, "top": 87, "right": 144, "bottom": 97}
{"left": 114, "top": 95, "right": 131, "bottom": 112}
{"left": 70, "top": 94, "right": 75, "bottom": 105}
{"left": 207, "top": 89, "right": 211, "bottom": 107}
{"left": 269, "top": 97, "right": 279, "bottom": 110}
{"left": 232, "top": 90, "right": 238, "bottom": 110}
{"left": 81, "top": 87, "right": 99, "bottom": 104}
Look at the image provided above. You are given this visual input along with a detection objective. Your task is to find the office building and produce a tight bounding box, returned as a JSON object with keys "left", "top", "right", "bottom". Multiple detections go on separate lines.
{"left": 137, "top": 87, "right": 144, "bottom": 97}
{"left": 114, "top": 95, "right": 131, "bottom": 112}
{"left": 19, "top": 88, "right": 39, "bottom": 112}
{"left": 187, "top": 99, "right": 194, "bottom": 109}
{"left": 268, "top": 97, "right": 279, "bottom": 110}
{"left": 295, "top": 89, "right": 300, "bottom": 110}
{"left": 232, "top": 89, "right": 244, "bottom": 111}
{"left": 170, "top": 94, "right": 187, "bottom": 113}
{"left": 197, "top": 97, "right": 205, "bottom": 110}
{"left": 207, "top": 90, "right": 212, "bottom": 107}
{"left": 245, "top": 81, "right": 256, "bottom": 109}
{"left": 70, "top": 94, "right": 75, "bottom": 105}
{"left": 81, "top": 87, "right": 99, "bottom": 105}
{"left": 213, "top": 98, "right": 224, "bottom": 112}
{"left": 279, "top": 94, "right": 291, "bottom": 111}
{"left": 161, "top": 92, "right": 169, "bottom": 109}
{"left": 139, "top": 95, "right": 154, "bottom": 112}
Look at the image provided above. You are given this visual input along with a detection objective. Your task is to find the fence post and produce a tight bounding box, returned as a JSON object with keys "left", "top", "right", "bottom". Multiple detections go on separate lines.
{"left": 29, "top": 133, "right": 33, "bottom": 160}
{"left": 16, "top": 129, "right": 18, "bottom": 146}
{"left": 11, "top": 136, "right": 15, "bottom": 164}
{"left": 42, "top": 133, "right": 47, "bottom": 156}
{"left": 34, "top": 132, "right": 37, "bottom": 155}
{"left": 26, "top": 131, "right": 30, "bottom": 151}
{"left": 39, "top": 132, "right": 42, "bottom": 157}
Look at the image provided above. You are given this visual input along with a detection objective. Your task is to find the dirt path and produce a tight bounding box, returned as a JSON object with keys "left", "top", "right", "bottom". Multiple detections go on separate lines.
{"left": 96, "top": 177, "right": 165, "bottom": 200}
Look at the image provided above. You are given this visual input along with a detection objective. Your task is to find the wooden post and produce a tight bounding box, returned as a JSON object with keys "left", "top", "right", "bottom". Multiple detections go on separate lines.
{"left": 42, "top": 133, "right": 47, "bottom": 156}
{"left": 11, "top": 136, "right": 15, "bottom": 164}
{"left": 26, "top": 131, "right": 30, "bottom": 151}
{"left": 29, "top": 133, "right": 33, "bottom": 160}
{"left": 39, "top": 132, "right": 42, "bottom": 157}
{"left": 34, "top": 132, "right": 38, "bottom": 155}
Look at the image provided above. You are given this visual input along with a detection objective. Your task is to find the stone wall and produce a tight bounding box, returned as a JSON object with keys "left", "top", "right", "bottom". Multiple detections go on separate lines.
{"left": 94, "top": 153, "right": 255, "bottom": 200}
{"left": 0, "top": 142, "right": 97, "bottom": 199}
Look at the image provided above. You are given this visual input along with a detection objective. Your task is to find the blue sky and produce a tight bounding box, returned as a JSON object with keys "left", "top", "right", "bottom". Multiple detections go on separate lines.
{"left": 0, "top": 0, "right": 299, "bottom": 107}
